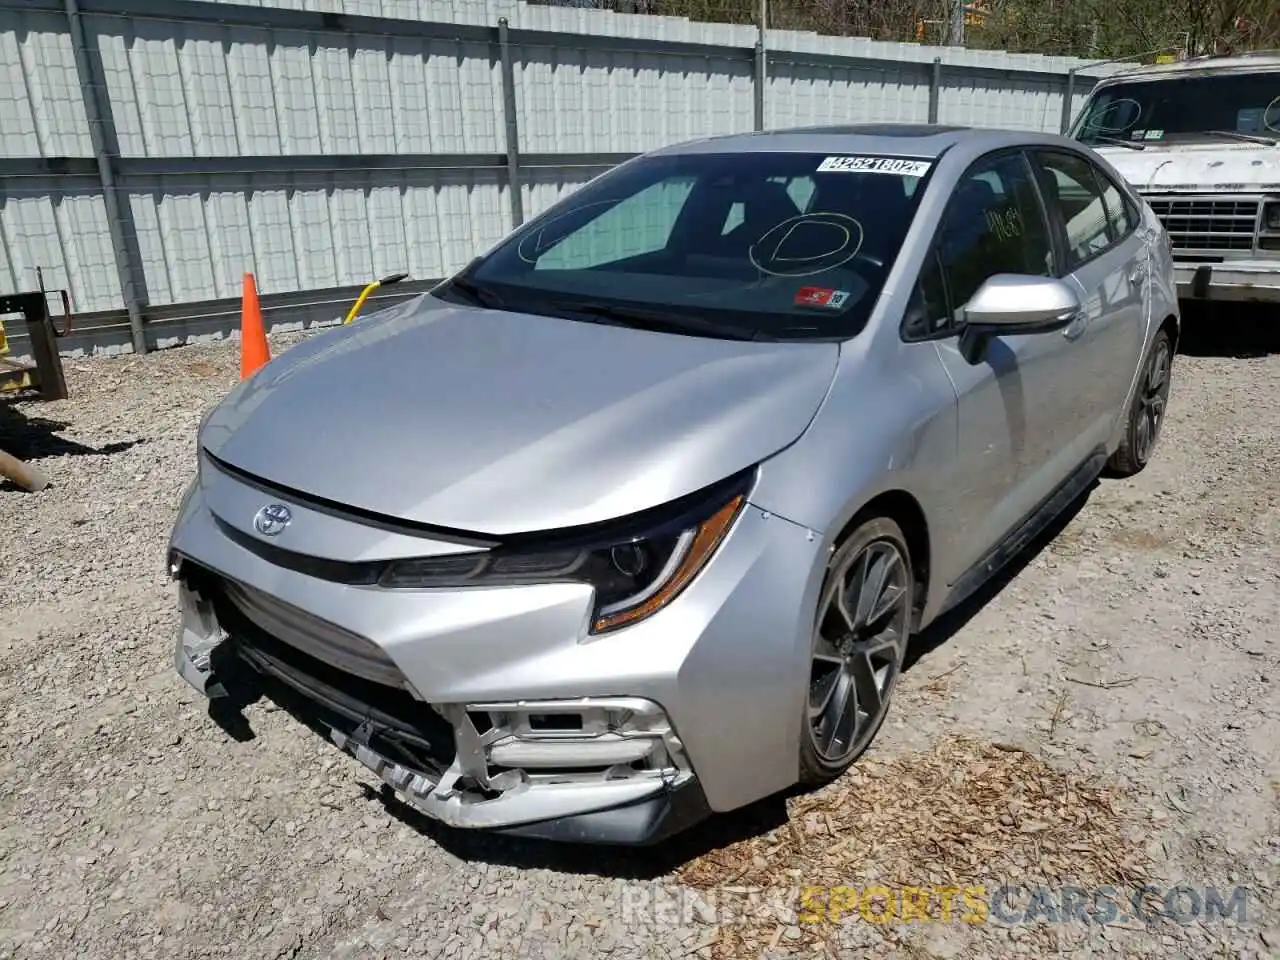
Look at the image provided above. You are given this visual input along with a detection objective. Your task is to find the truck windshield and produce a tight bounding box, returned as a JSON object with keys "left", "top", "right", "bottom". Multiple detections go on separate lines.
{"left": 435, "top": 150, "right": 934, "bottom": 341}
{"left": 1073, "top": 72, "right": 1280, "bottom": 145}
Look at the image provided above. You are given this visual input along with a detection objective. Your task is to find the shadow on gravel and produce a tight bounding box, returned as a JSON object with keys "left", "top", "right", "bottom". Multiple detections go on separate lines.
{"left": 1176, "top": 301, "right": 1280, "bottom": 358}
{"left": 902, "top": 478, "right": 1096, "bottom": 674}
{"left": 0, "top": 408, "right": 143, "bottom": 461}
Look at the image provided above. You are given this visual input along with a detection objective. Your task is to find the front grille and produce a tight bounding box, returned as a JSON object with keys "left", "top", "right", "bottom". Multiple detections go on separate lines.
{"left": 1145, "top": 195, "right": 1259, "bottom": 252}
{"left": 214, "top": 516, "right": 384, "bottom": 586}
{"left": 220, "top": 577, "right": 409, "bottom": 689}
{"left": 188, "top": 565, "right": 455, "bottom": 775}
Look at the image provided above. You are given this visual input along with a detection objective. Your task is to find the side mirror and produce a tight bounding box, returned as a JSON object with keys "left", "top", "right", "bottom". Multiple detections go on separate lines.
{"left": 957, "top": 274, "right": 1081, "bottom": 364}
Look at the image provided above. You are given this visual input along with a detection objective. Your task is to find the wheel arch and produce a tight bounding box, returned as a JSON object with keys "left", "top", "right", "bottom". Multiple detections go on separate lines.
{"left": 830, "top": 489, "right": 932, "bottom": 629}
{"left": 1158, "top": 311, "right": 1180, "bottom": 352}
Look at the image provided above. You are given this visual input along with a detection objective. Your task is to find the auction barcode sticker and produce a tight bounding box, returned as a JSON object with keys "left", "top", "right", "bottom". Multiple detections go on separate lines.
{"left": 816, "top": 156, "right": 932, "bottom": 176}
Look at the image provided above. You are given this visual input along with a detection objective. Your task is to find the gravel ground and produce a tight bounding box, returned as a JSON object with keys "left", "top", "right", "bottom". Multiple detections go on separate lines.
{"left": 0, "top": 314, "right": 1277, "bottom": 960}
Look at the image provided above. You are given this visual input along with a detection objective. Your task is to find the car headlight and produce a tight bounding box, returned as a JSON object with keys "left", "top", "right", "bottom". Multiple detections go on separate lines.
{"left": 380, "top": 468, "right": 754, "bottom": 634}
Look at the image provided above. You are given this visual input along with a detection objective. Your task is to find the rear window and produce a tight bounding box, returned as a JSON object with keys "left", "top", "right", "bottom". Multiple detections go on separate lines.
{"left": 448, "top": 150, "right": 935, "bottom": 340}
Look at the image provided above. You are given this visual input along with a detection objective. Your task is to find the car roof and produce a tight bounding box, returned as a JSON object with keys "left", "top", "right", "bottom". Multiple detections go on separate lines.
{"left": 1097, "top": 49, "right": 1280, "bottom": 84}
{"left": 646, "top": 123, "right": 1083, "bottom": 160}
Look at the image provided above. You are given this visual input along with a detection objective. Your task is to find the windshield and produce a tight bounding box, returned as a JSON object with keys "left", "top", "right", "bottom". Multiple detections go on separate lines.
{"left": 1073, "top": 71, "right": 1280, "bottom": 145}
{"left": 437, "top": 150, "right": 935, "bottom": 340}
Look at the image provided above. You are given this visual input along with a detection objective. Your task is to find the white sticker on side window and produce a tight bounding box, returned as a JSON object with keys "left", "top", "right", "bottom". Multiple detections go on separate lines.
{"left": 816, "top": 156, "right": 932, "bottom": 176}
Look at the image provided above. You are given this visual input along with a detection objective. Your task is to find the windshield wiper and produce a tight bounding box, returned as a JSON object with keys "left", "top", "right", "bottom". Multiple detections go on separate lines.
{"left": 1205, "top": 129, "right": 1278, "bottom": 146}
{"left": 1089, "top": 135, "right": 1146, "bottom": 151}
{"left": 548, "top": 300, "right": 765, "bottom": 341}
{"left": 442, "top": 275, "right": 505, "bottom": 309}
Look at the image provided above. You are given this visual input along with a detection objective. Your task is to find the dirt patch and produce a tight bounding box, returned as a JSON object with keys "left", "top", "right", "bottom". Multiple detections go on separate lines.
{"left": 678, "top": 737, "right": 1149, "bottom": 958}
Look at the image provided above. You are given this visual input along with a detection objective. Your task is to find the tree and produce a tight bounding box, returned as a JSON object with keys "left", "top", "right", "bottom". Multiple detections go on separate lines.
{"left": 530, "top": 0, "right": 1280, "bottom": 57}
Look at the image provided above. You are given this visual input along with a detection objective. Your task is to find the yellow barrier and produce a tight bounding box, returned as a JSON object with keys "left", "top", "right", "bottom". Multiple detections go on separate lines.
{"left": 343, "top": 272, "right": 408, "bottom": 324}
{"left": 0, "top": 314, "right": 30, "bottom": 394}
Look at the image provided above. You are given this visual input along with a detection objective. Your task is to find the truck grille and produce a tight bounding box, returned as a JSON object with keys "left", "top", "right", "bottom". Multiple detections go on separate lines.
{"left": 1144, "top": 195, "right": 1259, "bottom": 252}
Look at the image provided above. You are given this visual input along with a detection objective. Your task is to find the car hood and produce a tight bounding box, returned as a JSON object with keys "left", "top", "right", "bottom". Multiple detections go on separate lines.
{"left": 1095, "top": 141, "right": 1280, "bottom": 192}
{"left": 200, "top": 293, "right": 839, "bottom": 536}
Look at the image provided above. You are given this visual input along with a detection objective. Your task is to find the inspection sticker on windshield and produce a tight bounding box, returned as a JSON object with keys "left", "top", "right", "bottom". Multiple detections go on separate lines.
{"left": 795, "top": 286, "right": 850, "bottom": 309}
{"left": 816, "top": 155, "right": 932, "bottom": 176}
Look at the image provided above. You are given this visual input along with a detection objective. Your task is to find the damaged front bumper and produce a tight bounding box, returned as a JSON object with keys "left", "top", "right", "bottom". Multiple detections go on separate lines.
{"left": 167, "top": 452, "right": 825, "bottom": 844}
{"left": 173, "top": 571, "right": 709, "bottom": 844}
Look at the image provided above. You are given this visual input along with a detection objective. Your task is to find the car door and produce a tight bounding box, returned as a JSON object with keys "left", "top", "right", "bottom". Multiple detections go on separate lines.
{"left": 1028, "top": 149, "right": 1149, "bottom": 454}
{"left": 1095, "top": 162, "right": 1155, "bottom": 399}
{"left": 902, "top": 148, "right": 1083, "bottom": 584}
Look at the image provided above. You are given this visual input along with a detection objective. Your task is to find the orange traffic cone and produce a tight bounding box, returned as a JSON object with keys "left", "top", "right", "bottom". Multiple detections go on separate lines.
{"left": 239, "top": 272, "right": 270, "bottom": 379}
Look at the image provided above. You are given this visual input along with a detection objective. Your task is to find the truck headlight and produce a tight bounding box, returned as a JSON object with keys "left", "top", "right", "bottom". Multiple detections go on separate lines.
{"left": 1264, "top": 201, "right": 1280, "bottom": 232}
{"left": 380, "top": 468, "right": 754, "bottom": 634}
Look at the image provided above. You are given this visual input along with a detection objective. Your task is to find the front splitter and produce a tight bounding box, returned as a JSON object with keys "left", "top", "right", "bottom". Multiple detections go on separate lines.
{"left": 488, "top": 778, "right": 713, "bottom": 846}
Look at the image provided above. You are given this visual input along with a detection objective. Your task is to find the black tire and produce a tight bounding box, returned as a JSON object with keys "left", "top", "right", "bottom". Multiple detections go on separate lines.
{"left": 1107, "top": 327, "right": 1174, "bottom": 478}
{"left": 799, "top": 516, "right": 914, "bottom": 786}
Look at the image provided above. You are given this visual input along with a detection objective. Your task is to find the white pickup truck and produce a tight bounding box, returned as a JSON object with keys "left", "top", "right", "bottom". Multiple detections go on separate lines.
{"left": 1070, "top": 50, "right": 1280, "bottom": 304}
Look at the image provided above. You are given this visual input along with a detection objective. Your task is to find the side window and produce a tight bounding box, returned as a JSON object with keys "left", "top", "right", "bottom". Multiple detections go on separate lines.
{"left": 1033, "top": 151, "right": 1113, "bottom": 266}
{"left": 533, "top": 177, "right": 695, "bottom": 271}
{"left": 929, "top": 151, "right": 1055, "bottom": 328}
{"left": 1095, "top": 168, "right": 1136, "bottom": 240}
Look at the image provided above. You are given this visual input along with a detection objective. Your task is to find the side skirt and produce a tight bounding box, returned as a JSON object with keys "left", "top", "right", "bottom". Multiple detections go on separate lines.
{"left": 936, "top": 448, "right": 1107, "bottom": 620}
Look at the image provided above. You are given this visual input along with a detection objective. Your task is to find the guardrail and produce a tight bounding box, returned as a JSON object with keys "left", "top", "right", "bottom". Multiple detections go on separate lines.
{"left": 0, "top": 278, "right": 441, "bottom": 362}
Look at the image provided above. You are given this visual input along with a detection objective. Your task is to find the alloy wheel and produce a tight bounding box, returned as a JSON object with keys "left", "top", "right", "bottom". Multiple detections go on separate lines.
{"left": 1135, "top": 337, "right": 1171, "bottom": 463}
{"left": 807, "top": 538, "right": 910, "bottom": 769}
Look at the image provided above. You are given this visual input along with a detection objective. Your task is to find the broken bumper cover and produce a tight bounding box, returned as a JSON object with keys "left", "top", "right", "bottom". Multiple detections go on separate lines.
{"left": 1175, "top": 260, "right": 1280, "bottom": 302}
{"left": 175, "top": 594, "right": 708, "bottom": 844}
{"left": 168, "top": 460, "right": 823, "bottom": 843}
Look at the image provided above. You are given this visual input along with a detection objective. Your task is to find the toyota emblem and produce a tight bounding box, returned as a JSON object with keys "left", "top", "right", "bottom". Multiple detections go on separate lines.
{"left": 253, "top": 503, "right": 292, "bottom": 536}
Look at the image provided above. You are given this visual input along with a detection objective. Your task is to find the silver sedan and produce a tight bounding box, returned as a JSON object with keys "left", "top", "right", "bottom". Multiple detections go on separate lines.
{"left": 168, "top": 123, "right": 1180, "bottom": 844}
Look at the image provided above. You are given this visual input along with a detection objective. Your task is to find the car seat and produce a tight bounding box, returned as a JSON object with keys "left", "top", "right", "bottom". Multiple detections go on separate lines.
{"left": 717, "top": 180, "right": 801, "bottom": 258}
{"left": 807, "top": 175, "right": 914, "bottom": 265}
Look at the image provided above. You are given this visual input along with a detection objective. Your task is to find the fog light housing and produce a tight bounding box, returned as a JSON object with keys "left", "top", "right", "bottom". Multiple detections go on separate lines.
{"left": 464, "top": 696, "right": 689, "bottom": 782}
{"left": 488, "top": 737, "right": 656, "bottom": 769}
